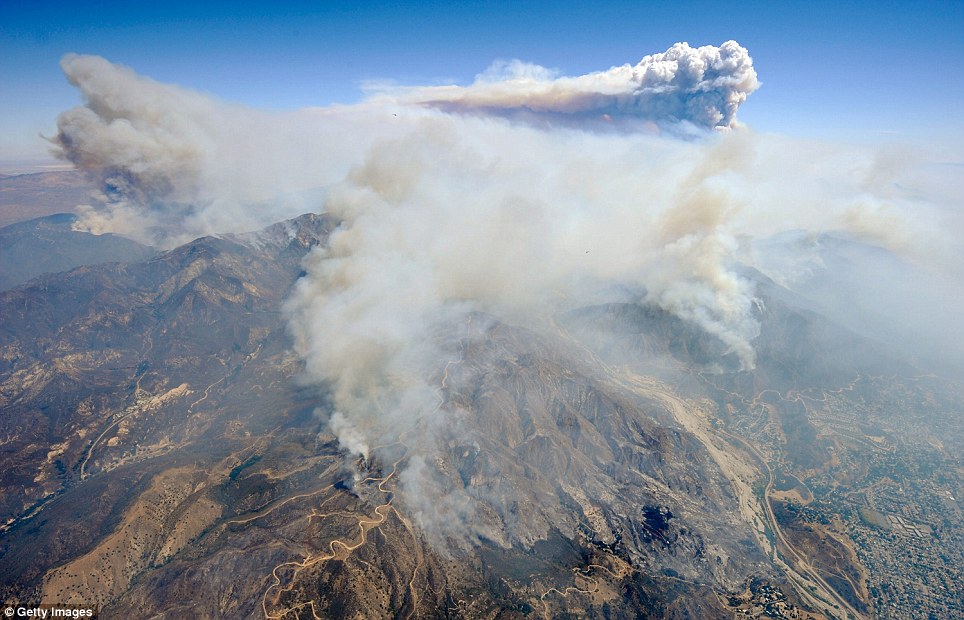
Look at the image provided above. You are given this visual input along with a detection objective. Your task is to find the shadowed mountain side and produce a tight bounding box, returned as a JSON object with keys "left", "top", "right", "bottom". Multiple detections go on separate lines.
{"left": 559, "top": 270, "right": 914, "bottom": 475}
{"left": 0, "top": 213, "right": 155, "bottom": 291}
{"left": 755, "top": 231, "right": 964, "bottom": 377}
{"left": 741, "top": 266, "right": 908, "bottom": 390}
{"left": 562, "top": 266, "right": 908, "bottom": 393}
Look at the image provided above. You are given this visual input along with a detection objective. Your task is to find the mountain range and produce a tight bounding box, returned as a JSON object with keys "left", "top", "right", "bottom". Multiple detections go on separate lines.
{"left": 0, "top": 210, "right": 960, "bottom": 619}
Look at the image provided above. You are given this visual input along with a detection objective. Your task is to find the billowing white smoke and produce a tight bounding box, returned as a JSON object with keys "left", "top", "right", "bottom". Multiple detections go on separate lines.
{"left": 391, "top": 40, "right": 759, "bottom": 129}
{"left": 51, "top": 44, "right": 962, "bottom": 543}
{"left": 53, "top": 54, "right": 408, "bottom": 246}
{"left": 281, "top": 123, "right": 769, "bottom": 541}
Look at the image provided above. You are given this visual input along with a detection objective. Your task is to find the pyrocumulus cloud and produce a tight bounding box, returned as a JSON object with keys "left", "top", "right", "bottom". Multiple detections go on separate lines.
{"left": 392, "top": 40, "right": 759, "bottom": 130}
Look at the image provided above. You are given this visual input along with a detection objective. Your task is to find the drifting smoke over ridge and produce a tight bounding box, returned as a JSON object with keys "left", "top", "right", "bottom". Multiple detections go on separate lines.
{"left": 50, "top": 42, "right": 964, "bottom": 543}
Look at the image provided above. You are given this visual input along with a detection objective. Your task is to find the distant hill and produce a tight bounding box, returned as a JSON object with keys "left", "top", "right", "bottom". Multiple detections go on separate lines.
{"left": 0, "top": 213, "right": 155, "bottom": 291}
{"left": 0, "top": 170, "right": 96, "bottom": 227}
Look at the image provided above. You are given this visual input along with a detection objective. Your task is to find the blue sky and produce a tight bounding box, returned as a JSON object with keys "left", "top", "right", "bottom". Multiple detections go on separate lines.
{"left": 2, "top": 0, "right": 963, "bottom": 165}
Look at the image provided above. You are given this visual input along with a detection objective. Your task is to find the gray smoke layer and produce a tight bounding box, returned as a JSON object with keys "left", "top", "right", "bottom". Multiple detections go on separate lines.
{"left": 50, "top": 45, "right": 963, "bottom": 544}
{"left": 390, "top": 40, "right": 759, "bottom": 129}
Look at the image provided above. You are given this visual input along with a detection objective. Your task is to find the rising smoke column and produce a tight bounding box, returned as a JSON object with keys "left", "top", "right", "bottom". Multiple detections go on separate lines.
{"left": 281, "top": 118, "right": 770, "bottom": 542}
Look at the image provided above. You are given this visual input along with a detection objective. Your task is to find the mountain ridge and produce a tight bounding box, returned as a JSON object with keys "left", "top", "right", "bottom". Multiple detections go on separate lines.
{"left": 1, "top": 212, "right": 960, "bottom": 619}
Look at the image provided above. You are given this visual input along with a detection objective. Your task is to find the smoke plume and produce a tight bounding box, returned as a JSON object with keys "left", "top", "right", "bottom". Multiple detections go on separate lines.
{"left": 391, "top": 40, "right": 759, "bottom": 130}
{"left": 51, "top": 43, "right": 963, "bottom": 543}
{"left": 53, "top": 54, "right": 408, "bottom": 246}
